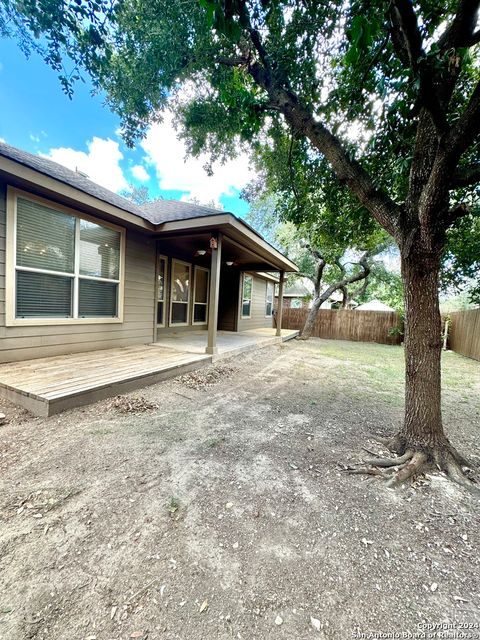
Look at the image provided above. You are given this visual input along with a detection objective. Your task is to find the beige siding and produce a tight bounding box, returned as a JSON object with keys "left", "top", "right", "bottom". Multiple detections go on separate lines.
{"left": 0, "top": 179, "right": 156, "bottom": 363}
{"left": 237, "top": 274, "right": 274, "bottom": 331}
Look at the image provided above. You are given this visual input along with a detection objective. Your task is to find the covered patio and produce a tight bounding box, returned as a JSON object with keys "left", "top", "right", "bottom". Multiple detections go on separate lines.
{"left": 0, "top": 328, "right": 298, "bottom": 417}
{"left": 153, "top": 327, "right": 299, "bottom": 361}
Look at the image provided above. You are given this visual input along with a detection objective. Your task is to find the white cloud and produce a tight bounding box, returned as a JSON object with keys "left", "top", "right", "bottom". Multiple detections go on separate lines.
{"left": 30, "top": 134, "right": 40, "bottom": 143}
{"left": 140, "top": 111, "right": 253, "bottom": 205}
{"left": 0, "top": 137, "right": 5, "bottom": 144}
{"left": 41, "top": 137, "right": 128, "bottom": 192}
{"left": 131, "top": 164, "right": 150, "bottom": 182}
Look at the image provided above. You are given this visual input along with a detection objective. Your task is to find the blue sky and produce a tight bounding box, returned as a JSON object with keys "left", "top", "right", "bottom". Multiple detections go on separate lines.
{"left": 0, "top": 38, "right": 250, "bottom": 216}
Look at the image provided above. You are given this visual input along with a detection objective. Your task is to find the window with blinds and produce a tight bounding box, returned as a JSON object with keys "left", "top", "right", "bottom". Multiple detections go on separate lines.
{"left": 14, "top": 195, "right": 123, "bottom": 321}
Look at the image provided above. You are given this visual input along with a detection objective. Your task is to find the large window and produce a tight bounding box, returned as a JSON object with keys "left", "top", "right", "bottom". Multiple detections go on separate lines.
{"left": 157, "top": 255, "right": 167, "bottom": 326}
{"left": 242, "top": 274, "right": 253, "bottom": 318}
{"left": 170, "top": 260, "right": 191, "bottom": 325}
{"left": 193, "top": 266, "right": 209, "bottom": 324}
{"left": 265, "top": 281, "right": 274, "bottom": 317}
{"left": 8, "top": 190, "right": 124, "bottom": 325}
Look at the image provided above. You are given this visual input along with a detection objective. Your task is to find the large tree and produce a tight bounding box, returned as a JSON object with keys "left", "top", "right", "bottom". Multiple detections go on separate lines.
{"left": 243, "top": 185, "right": 391, "bottom": 339}
{"left": 3, "top": 0, "right": 480, "bottom": 489}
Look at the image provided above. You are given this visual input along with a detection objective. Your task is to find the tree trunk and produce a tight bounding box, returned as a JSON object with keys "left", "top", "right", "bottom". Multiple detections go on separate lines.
{"left": 397, "top": 247, "right": 448, "bottom": 452}
{"left": 299, "top": 296, "right": 322, "bottom": 340}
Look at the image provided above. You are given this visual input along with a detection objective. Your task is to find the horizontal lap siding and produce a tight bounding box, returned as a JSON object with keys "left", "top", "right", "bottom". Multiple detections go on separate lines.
{"left": 238, "top": 274, "right": 273, "bottom": 331}
{"left": 0, "top": 180, "right": 156, "bottom": 363}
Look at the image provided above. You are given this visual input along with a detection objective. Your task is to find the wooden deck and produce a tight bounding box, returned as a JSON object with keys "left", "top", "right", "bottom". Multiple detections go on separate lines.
{"left": 0, "top": 346, "right": 211, "bottom": 417}
{"left": 0, "top": 329, "right": 299, "bottom": 417}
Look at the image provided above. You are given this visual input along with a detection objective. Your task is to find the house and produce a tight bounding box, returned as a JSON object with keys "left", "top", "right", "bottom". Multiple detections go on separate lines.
{"left": 274, "top": 280, "right": 357, "bottom": 311}
{"left": 354, "top": 300, "right": 395, "bottom": 312}
{"left": 274, "top": 279, "right": 313, "bottom": 309}
{"left": 0, "top": 142, "right": 298, "bottom": 414}
{"left": 328, "top": 290, "right": 358, "bottom": 310}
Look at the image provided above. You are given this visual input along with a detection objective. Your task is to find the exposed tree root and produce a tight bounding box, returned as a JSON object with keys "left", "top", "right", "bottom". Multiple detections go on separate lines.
{"left": 361, "top": 450, "right": 414, "bottom": 468}
{"left": 348, "top": 435, "right": 480, "bottom": 494}
{"left": 384, "top": 451, "right": 427, "bottom": 488}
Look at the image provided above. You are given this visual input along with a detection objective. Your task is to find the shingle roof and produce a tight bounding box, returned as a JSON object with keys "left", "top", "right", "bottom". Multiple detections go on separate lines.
{"left": 0, "top": 141, "right": 298, "bottom": 271}
{"left": 140, "top": 199, "right": 225, "bottom": 224}
{"left": 0, "top": 141, "right": 227, "bottom": 225}
{"left": 282, "top": 280, "right": 314, "bottom": 297}
{"left": 0, "top": 141, "right": 148, "bottom": 218}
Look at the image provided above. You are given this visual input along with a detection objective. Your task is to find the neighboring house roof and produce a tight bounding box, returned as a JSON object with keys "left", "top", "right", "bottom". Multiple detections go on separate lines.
{"left": 355, "top": 300, "right": 395, "bottom": 312}
{"left": 276, "top": 278, "right": 314, "bottom": 298}
{"left": 0, "top": 141, "right": 298, "bottom": 272}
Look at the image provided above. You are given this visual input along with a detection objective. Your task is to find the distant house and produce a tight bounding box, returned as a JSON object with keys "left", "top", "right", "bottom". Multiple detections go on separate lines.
{"left": 275, "top": 279, "right": 313, "bottom": 309}
{"left": 275, "top": 281, "right": 360, "bottom": 311}
{"left": 328, "top": 290, "right": 358, "bottom": 310}
{"left": 355, "top": 300, "right": 395, "bottom": 312}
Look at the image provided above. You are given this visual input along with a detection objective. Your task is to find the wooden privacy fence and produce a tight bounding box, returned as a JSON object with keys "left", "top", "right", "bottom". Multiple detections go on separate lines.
{"left": 448, "top": 308, "right": 480, "bottom": 361}
{"left": 281, "top": 308, "right": 402, "bottom": 345}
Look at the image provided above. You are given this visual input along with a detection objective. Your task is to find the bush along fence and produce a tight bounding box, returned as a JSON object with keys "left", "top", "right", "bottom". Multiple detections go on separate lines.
{"left": 447, "top": 308, "right": 480, "bottom": 362}
{"left": 281, "top": 308, "right": 403, "bottom": 345}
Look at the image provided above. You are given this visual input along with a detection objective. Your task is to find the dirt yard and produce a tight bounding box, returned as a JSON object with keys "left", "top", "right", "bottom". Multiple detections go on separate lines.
{"left": 1, "top": 339, "right": 479, "bottom": 640}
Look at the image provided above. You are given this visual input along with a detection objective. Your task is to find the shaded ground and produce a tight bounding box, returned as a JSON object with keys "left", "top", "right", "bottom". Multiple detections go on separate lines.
{"left": 0, "top": 338, "right": 479, "bottom": 640}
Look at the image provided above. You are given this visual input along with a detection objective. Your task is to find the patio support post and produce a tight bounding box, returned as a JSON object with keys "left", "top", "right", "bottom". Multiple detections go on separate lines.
{"left": 206, "top": 233, "right": 222, "bottom": 354}
{"left": 276, "top": 270, "right": 285, "bottom": 337}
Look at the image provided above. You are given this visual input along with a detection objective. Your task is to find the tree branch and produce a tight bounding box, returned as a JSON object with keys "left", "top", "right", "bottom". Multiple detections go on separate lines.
{"left": 451, "top": 163, "right": 480, "bottom": 189}
{"left": 215, "top": 5, "right": 402, "bottom": 238}
{"left": 390, "top": 0, "right": 424, "bottom": 73}
{"left": 390, "top": 0, "right": 448, "bottom": 133}
{"left": 446, "top": 78, "right": 480, "bottom": 162}
{"left": 246, "top": 62, "right": 401, "bottom": 238}
{"left": 316, "top": 252, "right": 371, "bottom": 306}
{"left": 288, "top": 133, "right": 302, "bottom": 209}
{"left": 469, "top": 30, "right": 480, "bottom": 46}
{"left": 438, "top": 0, "right": 480, "bottom": 50}
{"left": 446, "top": 203, "right": 471, "bottom": 225}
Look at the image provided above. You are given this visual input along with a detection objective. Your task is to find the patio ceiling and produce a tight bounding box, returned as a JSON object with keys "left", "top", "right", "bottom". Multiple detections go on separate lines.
{"left": 157, "top": 230, "right": 289, "bottom": 273}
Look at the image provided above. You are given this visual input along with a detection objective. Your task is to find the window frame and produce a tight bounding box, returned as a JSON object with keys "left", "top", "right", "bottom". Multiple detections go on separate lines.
{"left": 169, "top": 258, "right": 192, "bottom": 326}
{"left": 156, "top": 254, "right": 168, "bottom": 328}
{"left": 5, "top": 187, "right": 125, "bottom": 326}
{"left": 265, "top": 280, "right": 274, "bottom": 317}
{"left": 192, "top": 265, "right": 210, "bottom": 325}
{"left": 241, "top": 273, "right": 253, "bottom": 319}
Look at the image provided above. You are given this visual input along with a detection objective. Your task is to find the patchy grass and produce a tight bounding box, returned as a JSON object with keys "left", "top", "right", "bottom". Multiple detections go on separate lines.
{"left": 0, "top": 338, "right": 478, "bottom": 639}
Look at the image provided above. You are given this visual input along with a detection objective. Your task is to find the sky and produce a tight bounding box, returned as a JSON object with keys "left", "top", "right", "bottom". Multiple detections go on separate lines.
{"left": 0, "top": 38, "right": 251, "bottom": 216}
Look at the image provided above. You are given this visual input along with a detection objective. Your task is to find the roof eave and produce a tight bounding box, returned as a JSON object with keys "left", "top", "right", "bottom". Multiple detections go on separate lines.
{"left": 0, "top": 152, "right": 299, "bottom": 272}
{"left": 0, "top": 154, "right": 155, "bottom": 231}
{"left": 156, "top": 213, "right": 299, "bottom": 273}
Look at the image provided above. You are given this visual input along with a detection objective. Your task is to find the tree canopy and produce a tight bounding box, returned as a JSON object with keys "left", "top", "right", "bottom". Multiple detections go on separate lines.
{"left": 3, "top": 0, "right": 480, "bottom": 487}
